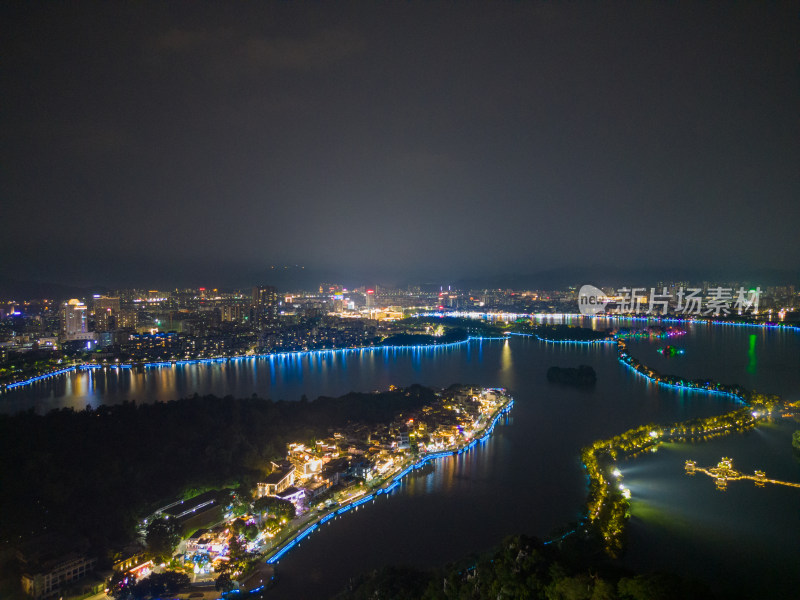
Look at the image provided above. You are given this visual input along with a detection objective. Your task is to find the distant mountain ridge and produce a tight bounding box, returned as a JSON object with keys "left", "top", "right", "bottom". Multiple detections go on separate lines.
{"left": 0, "top": 279, "right": 104, "bottom": 302}
{"left": 448, "top": 266, "right": 800, "bottom": 291}
{"left": 0, "top": 264, "right": 796, "bottom": 300}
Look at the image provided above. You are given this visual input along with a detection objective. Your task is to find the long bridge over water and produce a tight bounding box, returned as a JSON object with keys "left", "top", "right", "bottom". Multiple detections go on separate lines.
{"left": 685, "top": 457, "right": 800, "bottom": 491}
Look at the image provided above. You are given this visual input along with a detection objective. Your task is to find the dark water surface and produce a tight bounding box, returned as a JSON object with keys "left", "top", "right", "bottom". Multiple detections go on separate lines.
{"left": 3, "top": 320, "right": 798, "bottom": 598}
{"left": 623, "top": 421, "right": 800, "bottom": 600}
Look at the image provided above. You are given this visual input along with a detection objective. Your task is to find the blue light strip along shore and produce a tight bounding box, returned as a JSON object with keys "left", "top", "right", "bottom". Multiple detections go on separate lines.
{"left": 4, "top": 315, "right": 797, "bottom": 392}
{"left": 616, "top": 353, "right": 746, "bottom": 403}
{"left": 418, "top": 311, "right": 800, "bottom": 332}
{"left": 2, "top": 336, "right": 497, "bottom": 392}
{"left": 264, "top": 397, "right": 513, "bottom": 566}
{"left": 537, "top": 334, "right": 749, "bottom": 403}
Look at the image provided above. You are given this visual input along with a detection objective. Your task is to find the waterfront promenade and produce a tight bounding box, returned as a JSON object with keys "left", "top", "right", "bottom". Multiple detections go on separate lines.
{"left": 260, "top": 391, "right": 514, "bottom": 568}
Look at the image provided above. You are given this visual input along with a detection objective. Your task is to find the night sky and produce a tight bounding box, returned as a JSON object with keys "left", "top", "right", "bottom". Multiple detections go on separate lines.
{"left": 2, "top": 3, "right": 798, "bottom": 288}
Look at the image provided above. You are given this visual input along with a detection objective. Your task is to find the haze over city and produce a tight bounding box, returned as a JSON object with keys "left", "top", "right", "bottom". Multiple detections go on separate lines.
{"left": 2, "top": 3, "right": 798, "bottom": 289}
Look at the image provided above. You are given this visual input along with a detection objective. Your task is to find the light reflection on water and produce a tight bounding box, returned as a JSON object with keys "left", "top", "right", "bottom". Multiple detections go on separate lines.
{"left": 2, "top": 323, "right": 799, "bottom": 598}
{"left": 623, "top": 424, "right": 800, "bottom": 599}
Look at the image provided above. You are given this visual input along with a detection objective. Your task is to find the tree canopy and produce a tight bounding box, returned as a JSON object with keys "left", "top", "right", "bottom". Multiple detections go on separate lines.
{"left": 334, "top": 535, "right": 715, "bottom": 600}
{"left": 0, "top": 385, "right": 436, "bottom": 550}
{"left": 144, "top": 518, "right": 180, "bottom": 563}
{"left": 111, "top": 571, "right": 190, "bottom": 600}
{"left": 253, "top": 496, "right": 295, "bottom": 521}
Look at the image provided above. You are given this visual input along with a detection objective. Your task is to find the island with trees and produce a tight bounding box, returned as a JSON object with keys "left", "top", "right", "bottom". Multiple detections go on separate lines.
{"left": 380, "top": 327, "right": 469, "bottom": 346}
{"left": 534, "top": 324, "right": 613, "bottom": 342}
{"left": 546, "top": 365, "right": 597, "bottom": 387}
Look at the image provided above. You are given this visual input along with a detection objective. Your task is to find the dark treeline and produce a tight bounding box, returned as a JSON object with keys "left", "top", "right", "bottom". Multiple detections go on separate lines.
{"left": 0, "top": 350, "right": 71, "bottom": 384}
{"left": 397, "top": 317, "right": 506, "bottom": 337}
{"left": 0, "top": 385, "right": 437, "bottom": 550}
{"left": 616, "top": 339, "right": 780, "bottom": 409}
{"left": 535, "top": 325, "right": 612, "bottom": 342}
{"left": 382, "top": 328, "right": 469, "bottom": 346}
{"left": 334, "top": 534, "right": 715, "bottom": 600}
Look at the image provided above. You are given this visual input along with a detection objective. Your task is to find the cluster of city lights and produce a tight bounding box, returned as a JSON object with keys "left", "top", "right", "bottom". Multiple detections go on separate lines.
{"left": 656, "top": 345, "right": 686, "bottom": 357}
{"left": 265, "top": 397, "right": 514, "bottom": 565}
{"left": 615, "top": 327, "right": 687, "bottom": 339}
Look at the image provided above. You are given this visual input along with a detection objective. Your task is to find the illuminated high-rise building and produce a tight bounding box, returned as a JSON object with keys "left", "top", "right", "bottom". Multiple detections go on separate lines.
{"left": 116, "top": 309, "right": 138, "bottom": 330}
{"left": 319, "top": 283, "right": 343, "bottom": 295}
{"left": 92, "top": 296, "right": 121, "bottom": 332}
{"left": 220, "top": 303, "right": 245, "bottom": 323}
{"left": 61, "top": 299, "right": 89, "bottom": 339}
{"left": 252, "top": 285, "right": 278, "bottom": 326}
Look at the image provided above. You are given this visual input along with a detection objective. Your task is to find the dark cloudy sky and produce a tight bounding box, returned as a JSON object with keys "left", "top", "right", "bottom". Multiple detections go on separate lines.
{"left": 2, "top": 2, "right": 798, "bottom": 288}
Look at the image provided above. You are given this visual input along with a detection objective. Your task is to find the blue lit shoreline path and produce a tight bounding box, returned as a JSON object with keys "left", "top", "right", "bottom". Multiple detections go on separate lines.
{"left": 516, "top": 325, "right": 783, "bottom": 404}
{"left": 2, "top": 336, "right": 489, "bottom": 392}
{"left": 4, "top": 314, "right": 798, "bottom": 393}
{"left": 263, "top": 394, "right": 514, "bottom": 566}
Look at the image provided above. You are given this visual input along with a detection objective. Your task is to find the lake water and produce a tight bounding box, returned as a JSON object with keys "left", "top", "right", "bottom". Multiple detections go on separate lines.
{"left": 2, "top": 319, "right": 798, "bottom": 598}
{"left": 623, "top": 420, "right": 800, "bottom": 600}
